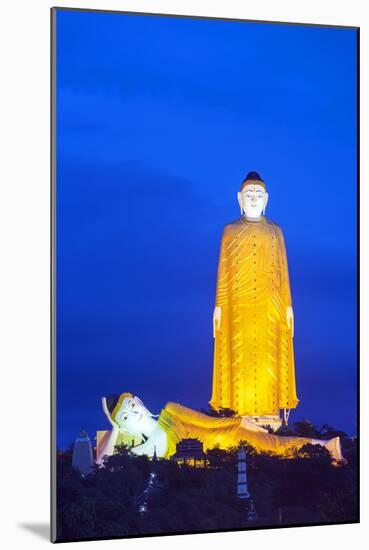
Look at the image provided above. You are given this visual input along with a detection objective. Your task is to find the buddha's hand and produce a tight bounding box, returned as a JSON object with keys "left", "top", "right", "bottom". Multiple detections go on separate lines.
{"left": 286, "top": 306, "right": 294, "bottom": 337}
{"left": 102, "top": 397, "right": 120, "bottom": 431}
{"left": 213, "top": 306, "right": 222, "bottom": 338}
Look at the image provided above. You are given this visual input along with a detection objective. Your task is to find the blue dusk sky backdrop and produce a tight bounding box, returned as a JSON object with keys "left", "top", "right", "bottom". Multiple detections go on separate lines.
{"left": 55, "top": 9, "right": 357, "bottom": 449}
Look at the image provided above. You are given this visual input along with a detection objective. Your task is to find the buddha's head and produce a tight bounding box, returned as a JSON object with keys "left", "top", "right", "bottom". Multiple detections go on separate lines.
{"left": 237, "top": 171, "right": 268, "bottom": 220}
{"left": 105, "top": 392, "right": 157, "bottom": 437}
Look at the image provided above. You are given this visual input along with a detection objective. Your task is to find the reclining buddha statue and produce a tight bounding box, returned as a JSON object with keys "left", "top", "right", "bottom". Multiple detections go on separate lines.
{"left": 96, "top": 393, "right": 343, "bottom": 464}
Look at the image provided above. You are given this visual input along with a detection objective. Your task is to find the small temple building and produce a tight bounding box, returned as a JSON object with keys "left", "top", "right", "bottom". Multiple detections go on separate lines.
{"left": 171, "top": 438, "right": 209, "bottom": 468}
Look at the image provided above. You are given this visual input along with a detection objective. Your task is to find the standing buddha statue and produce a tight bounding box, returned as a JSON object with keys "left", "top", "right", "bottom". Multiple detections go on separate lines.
{"left": 210, "top": 171, "right": 299, "bottom": 427}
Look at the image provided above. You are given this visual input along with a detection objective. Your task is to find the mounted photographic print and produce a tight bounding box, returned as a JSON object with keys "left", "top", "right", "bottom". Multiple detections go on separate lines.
{"left": 51, "top": 7, "right": 359, "bottom": 543}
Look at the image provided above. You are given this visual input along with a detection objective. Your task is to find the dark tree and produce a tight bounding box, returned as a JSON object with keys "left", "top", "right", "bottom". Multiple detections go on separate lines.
{"left": 293, "top": 419, "right": 320, "bottom": 438}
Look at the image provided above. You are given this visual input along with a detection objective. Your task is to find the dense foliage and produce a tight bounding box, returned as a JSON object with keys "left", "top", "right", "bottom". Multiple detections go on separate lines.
{"left": 56, "top": 422, "right": 358, "bottom": 542}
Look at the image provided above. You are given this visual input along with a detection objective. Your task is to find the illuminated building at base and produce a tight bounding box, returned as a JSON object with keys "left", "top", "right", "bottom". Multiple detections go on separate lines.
{"left": 171, "top": 438, "right": 208, "bottom": 468}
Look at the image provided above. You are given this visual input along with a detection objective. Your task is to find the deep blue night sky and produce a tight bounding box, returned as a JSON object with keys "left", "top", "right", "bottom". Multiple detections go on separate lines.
{"left": 55, "top": 9, "right": 357, "bottom": 449}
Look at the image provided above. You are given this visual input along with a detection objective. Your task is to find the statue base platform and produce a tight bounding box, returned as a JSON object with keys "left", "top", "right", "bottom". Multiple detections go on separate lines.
{"left": 242, "top": 415, "right": 283, "bottom": 431}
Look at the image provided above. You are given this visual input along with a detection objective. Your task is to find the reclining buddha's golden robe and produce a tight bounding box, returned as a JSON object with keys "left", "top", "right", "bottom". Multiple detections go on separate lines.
{"left": 210, "top": 215, "right": 299, "bottom": 416}
{"left": 158, "top": 402, "right": 342, "bottom": 461}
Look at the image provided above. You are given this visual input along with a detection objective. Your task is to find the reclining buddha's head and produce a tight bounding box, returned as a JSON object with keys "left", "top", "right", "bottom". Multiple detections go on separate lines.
{"left": 105, "top": 392, "right": 157, "bottom": 437}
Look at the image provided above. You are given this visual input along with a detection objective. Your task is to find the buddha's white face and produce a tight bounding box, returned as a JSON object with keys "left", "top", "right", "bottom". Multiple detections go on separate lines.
{"left": 238, "top": 183, "right": 268, "bottom": 219}
{"left": 115, "top": 395, "right": 155, "bottom": 436}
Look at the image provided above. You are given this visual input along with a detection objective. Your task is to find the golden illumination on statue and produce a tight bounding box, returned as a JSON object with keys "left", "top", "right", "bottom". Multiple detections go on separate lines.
{"left": 96, "top": 394, "right": 343, "bottom": 464}
{"left": 210, "top": 172, "right": 298, "bottom": 427}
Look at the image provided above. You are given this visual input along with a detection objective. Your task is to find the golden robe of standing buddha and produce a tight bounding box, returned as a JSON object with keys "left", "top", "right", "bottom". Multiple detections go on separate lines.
{"left": 210, "top": 172, "right": 299, "bottom": 422}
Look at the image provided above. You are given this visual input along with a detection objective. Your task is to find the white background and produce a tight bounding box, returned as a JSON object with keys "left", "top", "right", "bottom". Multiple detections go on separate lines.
{"left": 0, "top": 0, "right": 367, "bottom": 548}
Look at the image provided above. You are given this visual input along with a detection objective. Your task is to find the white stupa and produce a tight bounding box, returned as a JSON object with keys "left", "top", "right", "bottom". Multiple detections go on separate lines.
{"left": 237, "top": 444, "right": 250, "bottom": 499}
